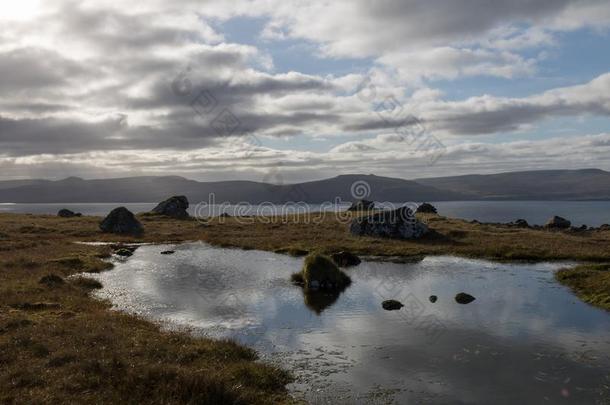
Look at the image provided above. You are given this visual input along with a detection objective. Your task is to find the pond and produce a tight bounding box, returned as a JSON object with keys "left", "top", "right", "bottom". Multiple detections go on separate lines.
{"left": 87, "top": 242, "right": 610, "bottom": 404}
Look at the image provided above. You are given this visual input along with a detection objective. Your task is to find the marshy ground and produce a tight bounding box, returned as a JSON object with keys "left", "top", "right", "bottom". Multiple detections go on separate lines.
{"left": 1, "top": 211, "right": 609, "bottom": 403}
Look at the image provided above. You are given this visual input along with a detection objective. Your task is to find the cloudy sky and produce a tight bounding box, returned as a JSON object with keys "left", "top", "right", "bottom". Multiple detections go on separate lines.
{"left": 1, "top": 0, "right": 610, "bottom": 182}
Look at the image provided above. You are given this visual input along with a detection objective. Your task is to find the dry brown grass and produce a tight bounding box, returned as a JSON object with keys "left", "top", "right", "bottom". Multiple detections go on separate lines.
{"left": 556, "top": 263, "right": 610, "bottom": 311}
{"left": 0, "top": 213, "right": 292, "bottom": 404}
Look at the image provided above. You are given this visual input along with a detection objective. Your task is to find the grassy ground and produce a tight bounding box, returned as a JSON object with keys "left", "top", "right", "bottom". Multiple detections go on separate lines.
{"left": 1, "top": 211, "right": 610, "bottom": 403}
{"left": 556, "top": 264, "right": 610, "bottom": 311}
{"left": 0, "top": 214, "right": 292, "bottom": 404}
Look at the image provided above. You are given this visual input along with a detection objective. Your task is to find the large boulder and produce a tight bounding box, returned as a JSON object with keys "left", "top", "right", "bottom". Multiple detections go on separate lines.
{"left": 544, "top": 216, "right": 571, "bottom": 229}
{"left": 151, "top": 196, "right": 189, "bottom": 219}
{"left": 99, "top": 207, "right": 143, "bottom": 235}
{"left": 347, "top": 199, "right": 375, "bottom": 212}
{"left": 350, "top": 206, "right": 428, "bottom": 240}
{"left": 416, "top": 202, "right": 437, "bottom": 214}
{"left": 58, "top": 209, "right": 81, "bottom": 218}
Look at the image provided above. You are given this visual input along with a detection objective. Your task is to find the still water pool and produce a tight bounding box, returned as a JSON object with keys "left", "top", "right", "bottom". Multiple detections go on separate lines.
{"left": 88, "top": 242, "right": 610, "bottom": 404}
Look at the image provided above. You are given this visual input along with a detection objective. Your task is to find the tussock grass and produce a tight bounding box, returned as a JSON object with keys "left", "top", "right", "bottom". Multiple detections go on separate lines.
{"left": 556, "top": 263, "right": 610, "bottom": 311}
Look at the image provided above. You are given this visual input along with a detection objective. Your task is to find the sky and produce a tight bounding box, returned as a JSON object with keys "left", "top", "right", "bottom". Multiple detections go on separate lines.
{"left": 1, "top": 0, "right": 610, "bottom": 183}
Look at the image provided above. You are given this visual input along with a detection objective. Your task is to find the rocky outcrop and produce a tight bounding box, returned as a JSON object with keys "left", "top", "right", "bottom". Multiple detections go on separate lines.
{"left": 347, "top": 199, "right": 375, "bottom": 212}
{"left": 416, "top": 202, "right": 437, "bottom": 214}
{"left": 330, "top": 251, "right": 361, "bottom": 267}
{"left": 151, "top": 196, "right": 189, "bottom": 219}
{"left": 58, "top": 209, "right": 81, "bottom": 218}
{"left": 99, "top": 207, "right": 143, "bottom": 235}
{"left": 382, "top": 300, "right": 404, "bottom": 310}
{"left": 350, "top": 206, "right": 428, "bottom": 240}
{"left": 544, "top": 216, "right": 571, "bottom": 229}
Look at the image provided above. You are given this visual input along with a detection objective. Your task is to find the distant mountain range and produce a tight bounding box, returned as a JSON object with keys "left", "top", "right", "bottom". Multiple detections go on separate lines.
{"left": 1, "top": 169, "right": 610, "bottom": 203}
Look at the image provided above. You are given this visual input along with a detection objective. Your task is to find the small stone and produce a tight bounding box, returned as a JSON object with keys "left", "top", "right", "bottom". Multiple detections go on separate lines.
{"left": 160, "top": 250, "right": 175, "bottom": 255}
{"left": 455, "top": 292, "right": 476, "bottom": 304}
{"left": 429, "top": 295, "right": 438, "bottom": 303}
{"left": 382, "top": 300, "right": 404, "bottom": 311}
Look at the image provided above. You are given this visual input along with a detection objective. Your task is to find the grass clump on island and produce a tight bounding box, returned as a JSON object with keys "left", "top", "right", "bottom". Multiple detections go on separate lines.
{"left": 291, "top": 253, "right": 351, "bottom": 291}
{"left": 0, "top": 215, "right": 292, "bottom": 404}
{"left": 556, "top": 263, "right": 610, "bottom": 311}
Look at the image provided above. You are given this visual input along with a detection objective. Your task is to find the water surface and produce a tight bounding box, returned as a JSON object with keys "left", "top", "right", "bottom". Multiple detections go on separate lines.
{"left": 88, "top": 243, "right": 610, "bottom": 404}
{"left": 4, "top": 201, "right": 610, "bottom": 226}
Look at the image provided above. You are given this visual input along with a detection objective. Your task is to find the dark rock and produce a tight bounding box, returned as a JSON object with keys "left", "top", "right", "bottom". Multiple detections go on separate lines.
{"left": 151, "top": 196, "right": 189, "bottom": 219}
{"left": 350, "top": 206, "right": 428, "bottom": 240}
{"left": 382, "top": 300, "right": 404, "bottom": 311}
{"left": 115, "top": 248, "right": 133, "bottom": 257}
{"left": 99, "top": 207, "right": 143, "bottom": 235}
{"left": 39, "top": 274, "right": 65, "bottom": 287}
{"left": 58, "top": 209, "right": 81, "bottom": 218}
{"left": 347, "top": 199, "right": 375, "bottom": 212}
{"left": 330, "top": 251, "right": 361, "bottom": 267}
{"left": 429, "top": 295, "right": 438, "bottom": 303}
{"left": 160, "top": 250, "right": 175, "bottom": 255}
{"left": 455, "top": 292, "right": 476, "bottom": 304}
{"left": 416, "top": 203, "right": 438, "bottom": 214}
{"left": 544, "top": 216, "right": 571, "bottom": 229}
{"left": 511, "top": 219, "right": 529, "bottom": 228}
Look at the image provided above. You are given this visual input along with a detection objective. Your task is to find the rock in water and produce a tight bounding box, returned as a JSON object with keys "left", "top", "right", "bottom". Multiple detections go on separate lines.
{"left": 330, "top": 251, "right": 361, "bottom": 267}
{"left": 544, "top": 216, "right": 571, "bottom": 229}
{"left": 347, "top": 199, "right": 375, "bottom": 212}
{"left": 382, "top": 300, "right": 404, "bottom": 310}
{"left": 416, "top": 203, "right": 437, "bottom": 214}
{"left": 58, "top": 209, "right": 81, "bottom": 218}
{"left": 455, "top": 292, "right": 476, "bottom": 304}
{"left": 151, "top": 196, "right": 189, "bottom": 219}
{"left": 350, "top": 206, "right": 428, "bottom": 240}
{"left": 99, "top": 207, "right": 143, "bottom": 235}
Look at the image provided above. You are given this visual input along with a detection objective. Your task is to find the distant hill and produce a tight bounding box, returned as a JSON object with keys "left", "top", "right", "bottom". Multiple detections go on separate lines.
{"left": 416, "top": 169, "right": 610, "bottom": 200}
{"left": 1, "top": 169, "right": 610, "bottom": 203}
{"left": 0, "top": 174, "right": 465, "bottom": 203}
